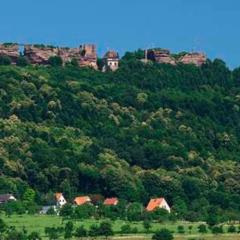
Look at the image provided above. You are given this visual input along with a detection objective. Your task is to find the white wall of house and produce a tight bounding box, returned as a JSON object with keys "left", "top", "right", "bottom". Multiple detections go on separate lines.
{"left": 159, "top": 199, "right": 171, "bottom": 213}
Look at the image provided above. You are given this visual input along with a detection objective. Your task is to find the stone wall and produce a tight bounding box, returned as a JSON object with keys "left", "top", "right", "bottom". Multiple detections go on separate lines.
{"left": 0, "top": 44, "right": 19, "bottom": 63}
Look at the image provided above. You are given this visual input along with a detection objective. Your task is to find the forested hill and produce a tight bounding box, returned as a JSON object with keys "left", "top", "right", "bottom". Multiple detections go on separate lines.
{"left": 0, "top": 52, "right": 240, "bottom": 221}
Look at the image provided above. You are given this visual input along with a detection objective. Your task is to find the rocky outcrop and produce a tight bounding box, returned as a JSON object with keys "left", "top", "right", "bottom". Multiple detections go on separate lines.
{"left": 147, "top": 49, "right": 207, "bottom": 67}
{"left": 24, "top": 45, "right": 58, "bottom": 65}
{"left": 58, "top": 47, "right": 80, "bottom": 64}
{"left": 178, "top": 53, "right": 207, "bottom": 66}
{"left": 23, "top": 44, "right": 97, "bottom": 68}
{"left": 147, "top": 49, "right": 176, "bottom": 65}
{"left": 0, "top": 44, "right": 19, "bottom": 63}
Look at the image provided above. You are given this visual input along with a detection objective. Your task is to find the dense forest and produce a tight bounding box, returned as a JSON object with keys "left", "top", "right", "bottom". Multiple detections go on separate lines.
{"left": 0, "top": 51, "right": 240, "bottom": 222}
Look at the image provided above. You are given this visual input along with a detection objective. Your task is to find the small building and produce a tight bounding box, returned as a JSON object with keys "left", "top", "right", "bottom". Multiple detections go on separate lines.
{"left": 55, "top": 193, "right": 67, "bottom": 207}
{"left": 74, "top": 196, "right": 91, "bottom": 206}
{"left": 40, "top": 205, "right": 57, "bottom": 215}
{"left": 103, "top": 50, "right": 119, "bottom": 72}
{"left": 0, "top": 194, "right": 16, "bottom": 204}
{"left": 146, "top": 198, "right": 171, "bottom": 213}
{"left": 103, "top": 197, "right": 119, "bottom": 206}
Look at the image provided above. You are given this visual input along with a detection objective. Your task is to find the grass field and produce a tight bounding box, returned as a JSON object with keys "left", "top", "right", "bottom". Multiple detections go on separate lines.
{"left": 1, "top": 214, "right": 240, "bottom": 239}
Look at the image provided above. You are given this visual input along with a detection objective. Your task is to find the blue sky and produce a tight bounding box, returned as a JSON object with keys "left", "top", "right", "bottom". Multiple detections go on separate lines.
{"left": 0, "top": 0, "right": 240, "bottom": 68}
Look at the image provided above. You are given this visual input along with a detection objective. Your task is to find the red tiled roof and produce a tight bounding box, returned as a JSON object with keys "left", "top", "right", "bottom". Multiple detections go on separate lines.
{"left": 103, "top": 197, "right": 118, "bottom": 206}
{"left": 146, "top": 198, "right": 165, "bottom": 211}
{"left": 74, "top": 196, "right": 91, "bottom": 205}
{"left": 55, "top": 193, "right": 63, "bottom": 201}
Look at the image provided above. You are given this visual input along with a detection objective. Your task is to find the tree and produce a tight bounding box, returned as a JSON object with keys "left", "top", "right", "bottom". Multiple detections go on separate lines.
{"left": 120, "top": 224, "right": 132, "bottom": 234}
{"left": 64, "top": 221, "right": 74, "bottom": 239}
{"left": 198, "top": 224, "right": 207, "bottom": 233}
{"left": 88, "top": 224, "right": 99, "bottom": 238}
{"left": 99, "top": 221, "right": 113, "bottom": 239}
{"left": 6, "top": 229, "right": 28, "bottom": 240}
{"left": 227, "top": 225, "right": 236, "bottom": 233}
{"left": 177, "top": 225, "right": 185, "bottom": 234}
{"left": 28, "top": 231, "right": 42, "bottom": 240}
{"left": 59, "top": 204, "right": 73, "bottom": 217}
{"left": 16, "top": 56, "right": 29, "bottom": 67}
{"left": 45, "top": 227, "right": 62, "bottom": 240}
{"left": 48, "top": 56, "right": 63, "bottom": 67}
{"left": 211, "top": 225, "right": 224, "bottom": 234}
{"left": 143, "top": 219, "right": 152, "bottom": 233}
{"left": 75, "top": 225, "right": 87, "bottom": 239}
{"left": 152, "top": 229, "right": 174, "bottom": 240}
{"left": 0, "top": 56, "right": 11, "bottom": 65}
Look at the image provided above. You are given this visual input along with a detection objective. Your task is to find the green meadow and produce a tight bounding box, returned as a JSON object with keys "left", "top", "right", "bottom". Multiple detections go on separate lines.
{"left": 1, "top": 214, "right": 239, "bottom": 239}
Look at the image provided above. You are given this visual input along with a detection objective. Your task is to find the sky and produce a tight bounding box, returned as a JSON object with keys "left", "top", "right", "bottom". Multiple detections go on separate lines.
{"left": 0, "top": 0, "right": 240, "bottom": 68}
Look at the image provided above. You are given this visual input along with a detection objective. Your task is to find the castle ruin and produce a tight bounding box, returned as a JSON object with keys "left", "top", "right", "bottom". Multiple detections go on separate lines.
{"left": 0, "top": 42, "right": 207, "bottom": 69}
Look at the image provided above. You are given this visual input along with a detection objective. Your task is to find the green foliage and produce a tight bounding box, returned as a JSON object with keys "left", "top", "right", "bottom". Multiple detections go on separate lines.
{"left": 16, "top": 56, "right": 29, "bottom": 67}
{"left": 0, "top": 56, "right": 11, "bottom": 65}
{"left": 75, "top": 225, "right": 87, "bottom": 238}
{"left": 211, "top": 225, "right": 224, "bottom": 234}
{"left": 198, "top": 224, "right": 207, "bottom": 233}
{"left": 228, "top": 225, "right": 236, "bottom": 233}
{"left": 48, "top": 56, "right": 63, "bottom": 66}
{"left": 177, "top": 225, "right": 185, "bottom": 234}
{"left": 98, "top": 221, "right": 114, "bottom": 238}
{"left": 0, "top": 55, "right": 238, "bottom": 221}
{"left": 64, "top": 221, "right": 74, "bottom": 239}
{"left": 152, "top": 228, "right": 174, "bottom": 240}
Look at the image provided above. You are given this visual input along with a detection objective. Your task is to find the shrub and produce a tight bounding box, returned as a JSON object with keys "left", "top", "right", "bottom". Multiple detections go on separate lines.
{"left": 152, "top": 229, "right": 174, "bottom": 240}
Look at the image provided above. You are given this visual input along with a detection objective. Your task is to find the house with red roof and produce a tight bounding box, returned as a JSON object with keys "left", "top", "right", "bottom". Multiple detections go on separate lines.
{"left": 103, "top": 197, "right": 119, "bottom": 206}
{"left": 55, "top": 193, "right": 67, "bottom": 207}
{"left": 146, "top": 198, "right": 171, "bottom": 213}
{"left": 74, "top": 196, "right": 91, "bottom": 206}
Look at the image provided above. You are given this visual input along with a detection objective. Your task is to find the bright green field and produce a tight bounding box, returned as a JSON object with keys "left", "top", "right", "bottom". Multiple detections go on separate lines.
{"left": 1, "top": 214, "right": 240, "bottom": 239}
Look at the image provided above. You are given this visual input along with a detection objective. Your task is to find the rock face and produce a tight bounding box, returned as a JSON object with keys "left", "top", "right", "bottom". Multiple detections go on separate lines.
{"left": 147, "top": 49, "right": 207, "bottom": 66}
{"left": 178, "top": 53, "right": 207, "bottom": 66}
{"left": 147, "top": 49, "right": 176, "bottom": 65}
{"left": 102, "top": 50, "right": 119, "bottom": 72}
{"left": 24, "top": 44, "right": 98, "bottom": 68}
{"left": 0, "top": 44, "right": 19, "bottom": 63}
{"left": 24, "top": 45, "right": 58, "bottom": 65}
{"left": 58, "top": 47, "right": 81, "bottom": 64}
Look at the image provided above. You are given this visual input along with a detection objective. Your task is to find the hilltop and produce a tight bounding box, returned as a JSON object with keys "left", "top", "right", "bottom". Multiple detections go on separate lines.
{"left": 0, "top": 51, "right": 239, "bottom": 222}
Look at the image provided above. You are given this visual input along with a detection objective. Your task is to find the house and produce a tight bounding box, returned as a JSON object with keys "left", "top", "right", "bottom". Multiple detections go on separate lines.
{"left": 103, "top": 197, "right": 119, "bottom": 206}
{"left": 40, "top": 205, "right": 57, "bottom": 215}
{"left": 102, "top": 50, "right": 119, "bottom": 72}
{"left": 74, "top": 196, "right": 91, "bottom": 206}
{"left": 0, "top": 194, "right": 16, "bottom": 204}
{"left": 146, "top": 198, "right": 171, "bottom": 213}
{"left": 55, "top": 193, "right": 67, "bottom": 207}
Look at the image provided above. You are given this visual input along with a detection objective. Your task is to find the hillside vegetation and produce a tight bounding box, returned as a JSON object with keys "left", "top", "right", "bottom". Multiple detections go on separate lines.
{"left": 0, "top": 52, "right": 240, "bottom": 221}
